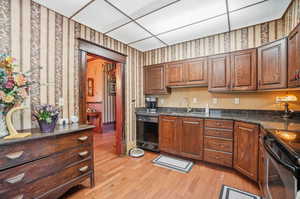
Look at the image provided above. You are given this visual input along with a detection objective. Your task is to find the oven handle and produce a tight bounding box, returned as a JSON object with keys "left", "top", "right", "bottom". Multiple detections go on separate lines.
{"left": 263, "top": 137, "right": 296, "bottom": 172}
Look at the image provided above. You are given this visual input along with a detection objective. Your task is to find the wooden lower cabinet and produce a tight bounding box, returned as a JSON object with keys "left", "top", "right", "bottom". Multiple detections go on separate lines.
{"left": 159, "top": 116, "right": 203, "bottom": 159}
{"left": 204, "top": 119, "right": 234, "bottom": 167}
{"left": 159, "top": 116, "right": 262, "bottom": 184}
{"left": 234, "top": 122, "right": 259, "bottom": 182}
{"left": 180, "top": 118, "right": 203, "bottom": 160}
{"left": 159, "top": 116, "right": 180, "bottom": 154}
{"left": 258, "top": 127, "right": 267, "bottom": 197}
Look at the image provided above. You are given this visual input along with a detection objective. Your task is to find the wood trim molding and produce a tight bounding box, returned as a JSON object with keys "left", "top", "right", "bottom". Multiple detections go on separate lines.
{"left": 78, "top": 39, "right": 127, "bottom": 63}
{"left": 79, "top": 39, "right": 126, "bottom": 155}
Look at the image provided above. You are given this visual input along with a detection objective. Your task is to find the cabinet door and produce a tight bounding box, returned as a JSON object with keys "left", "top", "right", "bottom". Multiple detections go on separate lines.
{"left": 231, "top": 49, "right": 257, "bottom": 91}
{"left": 208, "top": 54, "right": 231, "bottom": 92}
{"left": 144, "top": 65, "right": 169, "bottom": 95}
{"left": 288, "top": 26, "right": 300, "bottom": 87}
{"left": 159, "top": 116, "right": 179, "bottom": 154}
{"left": 179, "top": 118, "right": 203, "bottom": 160}
{"left": 166, "top": 62, "right": 185, "bottom": 86}
{"left": 258, "top": 38, "right": 287, "bottom": 90}
{"left": 184, "top": 58, "right": 208, "bottom": 86}
{"left": 234, "top": 122, "right": 259, "bottom": 182}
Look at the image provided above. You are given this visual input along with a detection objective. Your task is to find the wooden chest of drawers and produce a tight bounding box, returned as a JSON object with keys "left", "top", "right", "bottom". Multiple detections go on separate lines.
{"left": 0, "top": 125, "right": 95, "bottom": 199}
{"left": 204, "top": 119, "right": 234, "bottom": 167}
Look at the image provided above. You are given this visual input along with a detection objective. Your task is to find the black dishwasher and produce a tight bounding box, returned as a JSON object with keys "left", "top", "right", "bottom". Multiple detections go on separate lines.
{"left": 136, "top": 115, "right": 159, "bottom": 152}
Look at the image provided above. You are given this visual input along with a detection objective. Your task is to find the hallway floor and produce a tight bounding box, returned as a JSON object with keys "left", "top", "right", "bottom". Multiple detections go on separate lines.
{"left": 61, "top": 131, "right": 260, "bottom": 199}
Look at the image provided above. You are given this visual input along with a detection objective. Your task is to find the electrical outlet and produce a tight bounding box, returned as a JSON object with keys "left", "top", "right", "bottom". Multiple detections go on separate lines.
{"left": 192, "top": 98, "right": 198, "bottom": 103}
{"left": 234, "top": 98, "right": 240, "bottom": 105}
{"left": 160, "top": 99, "right": 164, "bottom": 105}
{"left": 212, "top": 98, "right": 218, "bottom": 104}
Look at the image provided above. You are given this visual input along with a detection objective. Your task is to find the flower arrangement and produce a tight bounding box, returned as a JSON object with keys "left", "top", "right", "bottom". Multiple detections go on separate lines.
{"left": 33, "top": 104, "right": 60, "bottom": 133}
{"left": 33, "top": 104, "right": 60, "bottom": 123}
{"left": 0, "top": 54, "right": 35, "bottom": 108}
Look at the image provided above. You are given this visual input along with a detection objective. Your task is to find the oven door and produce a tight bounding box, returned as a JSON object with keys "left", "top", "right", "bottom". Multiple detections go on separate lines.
{"left": 263, "top": 136, "right": 297, "bottom": 199}
{"left": 136, "top": 117, "right": 159, "bottom": 152}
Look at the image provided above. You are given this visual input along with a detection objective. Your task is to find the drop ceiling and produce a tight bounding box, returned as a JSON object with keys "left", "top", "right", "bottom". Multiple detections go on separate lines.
{"left": 33, "top": 0, "right": 291, "bottom": 52}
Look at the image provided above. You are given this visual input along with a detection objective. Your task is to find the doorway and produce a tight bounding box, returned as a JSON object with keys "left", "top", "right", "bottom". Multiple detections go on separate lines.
{"left": 78, "top": 39, "right": 126, "bottom": 155}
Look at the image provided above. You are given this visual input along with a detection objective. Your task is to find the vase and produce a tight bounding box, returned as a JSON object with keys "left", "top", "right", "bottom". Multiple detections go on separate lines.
{"left": 0, "top": 105, "right": 9, "bottom": 138}
{"left": 36, "top": 115, "right": 59, "bottom": 133}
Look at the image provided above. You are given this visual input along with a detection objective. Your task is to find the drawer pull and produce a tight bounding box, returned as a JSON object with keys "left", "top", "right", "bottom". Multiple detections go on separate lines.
{"left": 6, "top": 151, "right": 24, "bottom": 160}
{"left": 12, "top": 195, "right": 24, "bottom": 199}
{"left": 78, "top": 136, "right": 88, "bottom": 141}
{"left": 183, "top": 121, "right": 199, "bottom": 125}
{"left": 6, "top": 173, "right": 25, "bottom": 184}
{"left": 79, "top": 166, "right": 89, "bottom": 173}
{"left": 78, "top": 151, "right": 89, "bottom": 157}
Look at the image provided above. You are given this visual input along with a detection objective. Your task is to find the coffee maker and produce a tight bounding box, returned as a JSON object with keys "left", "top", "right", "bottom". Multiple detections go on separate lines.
{"left": 145, "top": 97, "right": 158, "bottom": 113}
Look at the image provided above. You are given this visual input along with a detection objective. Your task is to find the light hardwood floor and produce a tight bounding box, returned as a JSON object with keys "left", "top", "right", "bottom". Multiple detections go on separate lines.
{"left": 61, "top": 132, "right": 260, "bottom": 199}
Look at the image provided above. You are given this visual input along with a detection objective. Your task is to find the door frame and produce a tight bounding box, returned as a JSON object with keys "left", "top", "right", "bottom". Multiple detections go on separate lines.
{"left": 78, "top": 39, "right": 126, "bottom": 155}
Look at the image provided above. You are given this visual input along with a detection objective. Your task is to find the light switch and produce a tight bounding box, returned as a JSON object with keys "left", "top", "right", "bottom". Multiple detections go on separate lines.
{"left": 59, "top": 97, "right": 64, "bottom": 107}
{"left": 212, "top": 98, "right": 218, "bottom": 104}
{"left": 234, "top": 98, "right": 240, "bottom": 105}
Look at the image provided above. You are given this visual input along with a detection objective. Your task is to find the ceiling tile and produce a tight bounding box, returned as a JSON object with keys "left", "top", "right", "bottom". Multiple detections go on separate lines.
{"left": 228, "top": 0, "right": 263, "bottom": 11}
{"left": 73, "top": 0, "right": 131, "bottom": 33}
{"left": 230, "top": 0, "right": 291, "bottom": 30}
{"left": 157, "top": 15, "right": 228, "bottom": 45}
{"left": 107, "top": 22, "right": 152, "bottom": 44}
{"left": 137, "top": 0, "right": 227, "bottom": 35}
{"left": 107, "top": 0, "right": 179, "bottom": 19}
{"left": 33, "top": 0, "right": 91, "bottom": 17}
{"left": 130, "top": 37, "right": 165, "bottom": 51}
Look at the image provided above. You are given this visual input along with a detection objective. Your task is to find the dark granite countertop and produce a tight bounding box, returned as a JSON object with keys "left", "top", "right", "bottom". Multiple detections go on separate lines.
{"left": 136, "top": 108, "right": 300, "bottom": 132}
{"left": 0, "top": 124, "right": 95, "bottom": 146}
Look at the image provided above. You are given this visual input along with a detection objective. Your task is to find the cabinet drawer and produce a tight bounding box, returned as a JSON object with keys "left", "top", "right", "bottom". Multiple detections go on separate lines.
{"left": 205, "top": 119, "right": 233, "bottom": 129}
{"left": 1, "top": 160, "right": 92, "bottom": 199}
{"left": 204, "top": 149, "right": 232, "bottom": 167}
{"left": 204, "top": 137, "right": 233, "bottom": 153}
{"left": 0, "top": 138, "right": 55, "bottom": 171}
{"left": 204, "top": 128, "right": 233, "bottom": 139}
{"left": 55, "top": 131, "right": 92, "bottom": 152}
{"left": 0, "top": 145, "right": 91, "bottom": 194}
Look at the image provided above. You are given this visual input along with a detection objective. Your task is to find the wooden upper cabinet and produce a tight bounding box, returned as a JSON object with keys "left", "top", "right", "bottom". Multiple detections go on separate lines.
{"left": 159, "top": 116, "right": 179, "bottom": 154}
{"left": 288, "top": 26, "right": 300, "bottom": 87}
{"left": 184, "top": 58, "right": 208, "bottom": 86}
{"left": 144, "top": 64, "right": 169, "bottom": 95}
{"left": 179, "top": 118, "right": 204, "bottom": 160}
{"left": 208, "top": 54, "right": 231, "bottom": 92}
{"left": 166, "top": 62, "right": 185, "bottom": 86}
{"left": 258, "top": 38, "right": 287, "bottom": 90}
{"left": 231, "top": 49, "right": 257, "bottom": 91}
{"left": 234, "top": 122, "right": 259, "bottom": 182}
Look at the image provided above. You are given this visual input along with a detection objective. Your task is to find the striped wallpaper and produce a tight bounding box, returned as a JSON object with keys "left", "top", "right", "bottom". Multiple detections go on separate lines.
{"left": 103, "top": 62, "right": 116, "bottom": 124}
{"left": 143, "top": 0, "right": 300, "bottom": 65}
{"left": 0, "top": 0, "right": 144, "bottom": 150}
{"left": 0, "top": 0, "right": 299, "bottom": 151}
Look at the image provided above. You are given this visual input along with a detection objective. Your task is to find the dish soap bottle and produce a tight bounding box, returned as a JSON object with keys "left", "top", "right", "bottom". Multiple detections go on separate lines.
{"left": 205, "top": 104, "right": 210, "bottom": 115}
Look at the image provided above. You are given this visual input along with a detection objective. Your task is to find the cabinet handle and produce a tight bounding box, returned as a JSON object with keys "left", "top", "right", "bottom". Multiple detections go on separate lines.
{"left": 79, "top": 166, "right": 89, "bottom": 173}
{"left": 12, "top": 194, "right": 24, "bottom": 199}
{"left": 6, "top": 173, "right": 25, "bottom": 184}
{"left": 78, "top": 136, "right": 88, "bottom": 141}
{"left": 6, "top": 151, "right": 24, "bottom": 160}
{"left": 183, "top": 121, "right": 199, "bottom": 125}
{"left": 78, "top": 151, "right": 89, "bottom": 157}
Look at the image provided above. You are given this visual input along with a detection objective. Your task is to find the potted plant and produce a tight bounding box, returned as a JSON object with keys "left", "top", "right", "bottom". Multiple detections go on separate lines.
{"left": 33, "top": 104, "right": 60, "bottom": 133}
{"left": 0, "top": 54, "right": 36, "bottom": 138}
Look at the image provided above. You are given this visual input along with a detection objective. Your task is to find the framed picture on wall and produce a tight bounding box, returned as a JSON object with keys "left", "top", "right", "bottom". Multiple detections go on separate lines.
{"left": 87, "top": 78, "right": 94, "bottom": 96}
